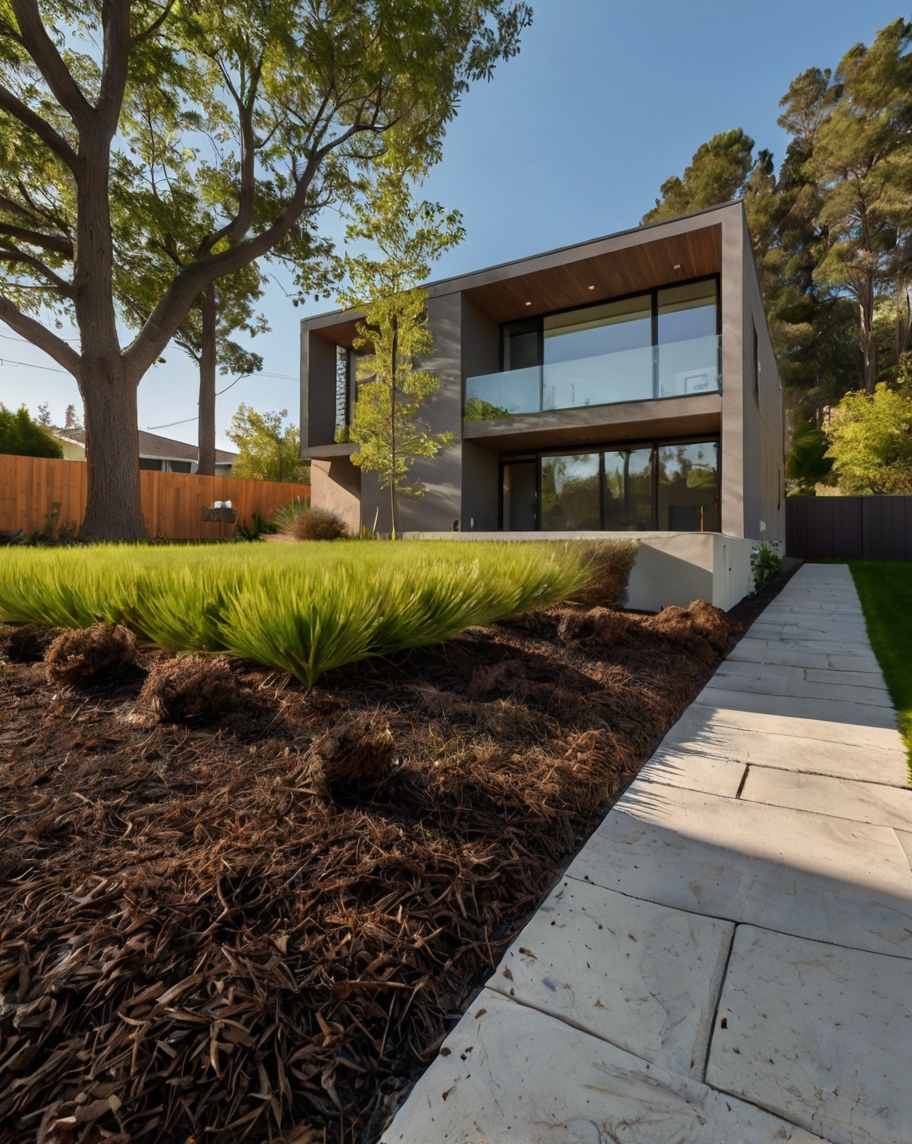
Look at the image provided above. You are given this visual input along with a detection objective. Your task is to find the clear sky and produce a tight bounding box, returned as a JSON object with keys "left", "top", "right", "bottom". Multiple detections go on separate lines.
{"left": 0, "top": 0, "right": 905, "bottom": 449}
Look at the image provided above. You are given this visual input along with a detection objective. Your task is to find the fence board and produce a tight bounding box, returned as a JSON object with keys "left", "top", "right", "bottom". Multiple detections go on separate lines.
{"left": 0, "top": 454, "right": 309, "bottom": 540}
{"left": 786, "top": 495, "right": 912, "bottom": 561}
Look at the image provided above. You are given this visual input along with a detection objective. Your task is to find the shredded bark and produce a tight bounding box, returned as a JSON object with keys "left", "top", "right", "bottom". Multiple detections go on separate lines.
{"left": 0, "top": 602, "right": 742, "bottom": 1144}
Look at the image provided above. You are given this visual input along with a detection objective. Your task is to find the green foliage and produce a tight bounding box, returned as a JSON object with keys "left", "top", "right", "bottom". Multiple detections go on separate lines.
{"left": 236, "top": 510, "right": 275, "bottom": 541}
{"left": 787, "top": 418, "right": 833, "bottom": 494}
{"left": 0, "top": 404, "right": 63, "bottom": 459}
{"left": 751, "top": 542, "right": 783, "bottom": 590}
{"left": 464, "top": 397, "right": 511, "bottom": 421}
{"left": 336, "top": 169, "right": 464, "bottom": 536}
{"left": 226, "top": 405, "right": 308, "bottom": 483}
{"left": 825, "top": 383, "right": 912, "bottom": 493}
{"left": 270, "top": 498, "right": 311, "bottom": 533}
{"left": 0, "top": 542, "right": 592, "bottom": 686}
{"left": 642, "top": 128, "right": 760, "bottom": 223}
{"left": 849, "top": 561, "right": 912, "bottom": 770}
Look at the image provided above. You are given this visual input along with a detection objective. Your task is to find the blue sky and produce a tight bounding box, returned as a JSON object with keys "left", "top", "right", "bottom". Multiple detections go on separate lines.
{"left": 0, "top": 0, "right": 904, "bottom": 448}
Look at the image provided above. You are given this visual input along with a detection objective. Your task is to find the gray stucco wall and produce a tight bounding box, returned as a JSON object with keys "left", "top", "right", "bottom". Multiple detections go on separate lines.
{"left": 460, "top": 295, "right": 501, "bottom": 530}
{"left": 301, "top": 329, "right": 337, "bottom": 450}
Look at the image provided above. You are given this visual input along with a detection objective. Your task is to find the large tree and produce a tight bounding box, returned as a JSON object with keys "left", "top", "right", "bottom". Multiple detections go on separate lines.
{"left": 806, "top": 19, "right": 912, "bottom": 394}
{"left": 0, "top": 0, "right": 531, "bottom": 540}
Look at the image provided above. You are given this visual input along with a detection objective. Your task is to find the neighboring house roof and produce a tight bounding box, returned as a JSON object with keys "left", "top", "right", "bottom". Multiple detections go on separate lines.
{"left": 53, "top": 428, "right": 237, "bottom": 466}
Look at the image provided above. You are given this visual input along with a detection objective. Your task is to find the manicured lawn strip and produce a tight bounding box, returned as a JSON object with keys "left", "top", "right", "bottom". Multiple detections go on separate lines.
{"left": 848, "top": 560, "right": 912, "bottom": 769}
{"left": 0, "top": 542, "right": 592, "bottom": 685}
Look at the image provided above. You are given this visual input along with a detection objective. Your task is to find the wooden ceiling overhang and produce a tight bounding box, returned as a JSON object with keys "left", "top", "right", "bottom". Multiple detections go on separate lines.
{"left": 459, "top": 224, "right": 722, "bottom": 325}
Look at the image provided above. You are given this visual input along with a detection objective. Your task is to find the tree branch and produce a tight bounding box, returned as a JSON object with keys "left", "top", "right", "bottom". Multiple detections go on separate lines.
{"left": 131, "top": 0, "right": 177, "bottom": 47}
{"left": 0, "top": 222, "right": 72, "bottom": 257}
{"left": 11, "top": 0, "right": 93, "bottom": 130}
{"left": 0, "top": 292, "right": 80, "bottom": 373}
{"left": 0, "top": 242, "right": 74, "bottom": 293}
{"left": 96, "top": 0, "right": 131, "bottom": 135}
{"left": 0, "top": 81, "right": 79, "bottom": 172}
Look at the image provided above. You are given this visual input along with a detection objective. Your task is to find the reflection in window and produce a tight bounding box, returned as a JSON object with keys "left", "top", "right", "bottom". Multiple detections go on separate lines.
{"left": 658, "top": 442, "right": 720, "bottom": 532}
{"left": 543, "top": 296, "right": 652, "bottom": 364}
{"left": 540, "top": 454, "right": 600, "bottom": 530}
{"left": 657, "top": 280, "right": 719, "bottom": 398}
{"left": 603, "top": 449, "right": 654, "bottom": 530}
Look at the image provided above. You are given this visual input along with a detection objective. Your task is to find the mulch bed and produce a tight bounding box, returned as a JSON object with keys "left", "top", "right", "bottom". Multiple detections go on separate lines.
{"left": 0, "top": 587, "right": 773, "bottom": 1144}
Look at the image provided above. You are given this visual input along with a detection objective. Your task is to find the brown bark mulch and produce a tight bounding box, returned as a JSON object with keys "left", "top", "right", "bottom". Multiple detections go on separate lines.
{"left": 0, "top": 595, "right": 754, "bottom": 1144}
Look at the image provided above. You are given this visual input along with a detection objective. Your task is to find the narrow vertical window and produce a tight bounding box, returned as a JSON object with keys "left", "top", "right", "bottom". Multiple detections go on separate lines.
{"left": 752, "top": 321, "right": 760, "bottom": 404}
{"left": 335, "top": 345, "right": 349, "bottom": 432}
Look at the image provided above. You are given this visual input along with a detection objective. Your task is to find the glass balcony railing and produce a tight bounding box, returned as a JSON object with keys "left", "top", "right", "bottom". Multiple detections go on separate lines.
{"left": 464, "top": 334, "right": 720, "bottom": 421}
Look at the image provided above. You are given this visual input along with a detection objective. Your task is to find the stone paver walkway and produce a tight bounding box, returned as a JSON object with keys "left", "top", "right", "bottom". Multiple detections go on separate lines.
{"left": 381, "top": 564, "right": 912, "bottom": 1144}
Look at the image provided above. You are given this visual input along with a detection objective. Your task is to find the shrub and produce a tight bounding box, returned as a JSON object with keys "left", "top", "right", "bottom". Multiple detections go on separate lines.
{"left": 270, "top": 497, "right": 310, "bottom": 534}
{"left": 140, "top": 655, "right": 240, "bottom": 722}
{"left": 44, "top": 622, "right": 137, "bottom": 687}
{"left": 281, "top": 506, "right": 348, "bottom": 541}
{"left": 571, "top": 540, "right": 639, "bottom": 607}
{"left": 0, "top": 541, "right": 591, "bottom": 685}
{"left": 751, "top": 542, "right": 783, "bottom": 591}
{"left": 307, "top": 713, "right": 395, "bottom": 797}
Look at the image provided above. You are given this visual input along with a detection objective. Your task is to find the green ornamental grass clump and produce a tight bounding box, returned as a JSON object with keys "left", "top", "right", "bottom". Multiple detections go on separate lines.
{"left": 0, "top": 542, "right": 596, "bottom": 686}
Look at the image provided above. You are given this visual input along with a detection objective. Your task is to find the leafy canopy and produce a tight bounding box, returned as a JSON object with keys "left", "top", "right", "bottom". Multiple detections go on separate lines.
{"left": 226, "top": 404, "right": 307, "bottom": 483}
{"left": 825, "top": 382, "right": 912, "bottom": 494}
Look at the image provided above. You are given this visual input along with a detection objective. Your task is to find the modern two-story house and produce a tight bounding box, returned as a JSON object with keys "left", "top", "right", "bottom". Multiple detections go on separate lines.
{"left": 301, "top": 201, "right": 785, "bottom": 608}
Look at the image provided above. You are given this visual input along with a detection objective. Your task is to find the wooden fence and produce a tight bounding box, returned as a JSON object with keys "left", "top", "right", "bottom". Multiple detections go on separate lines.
{"left": 786, "top": 495, "right": 912, "bottom": 561}
{"left": 0, "top": 454, "right": 310, "bottom": 540}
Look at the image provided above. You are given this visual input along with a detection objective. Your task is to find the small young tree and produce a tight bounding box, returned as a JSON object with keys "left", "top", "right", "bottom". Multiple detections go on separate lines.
{"left": 226, "top": 404, "right": 307, "bottom": 483}
{"left": 63, "top": 403, "right": 79, "bottom": 429}
{"left": 337, "top": 172, "right": 464, "bottom": 537}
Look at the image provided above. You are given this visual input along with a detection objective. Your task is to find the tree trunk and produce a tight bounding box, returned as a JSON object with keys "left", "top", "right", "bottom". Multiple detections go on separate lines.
{"left": 75, "top": 133, "right": 148, "bottom": 542}
{"left": 198, "top": 284, "right": 217, "bottom": 476}
{"left": 860, "top": 273, "right": 877, "bottom": 395}
{"left": 389, "top": 316, "right": 398, "bottom": 540}
{"left": 79, "top": 367, "right": 148, "bottom": 541}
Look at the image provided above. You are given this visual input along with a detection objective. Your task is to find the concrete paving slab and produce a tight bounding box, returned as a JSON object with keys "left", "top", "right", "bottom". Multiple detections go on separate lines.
{"left": 487, "top": 878, "right": 733, "bottom": 1078}
{"left": 565, "top": 783, "right": 912, "bottom": 958}
{"left": 695, "top": 686, "right": 899, "bottom": 729}
{"left": 380, "top": 988, "right": 828, "bottom": 1144}
{"left": 740, "top": 767, "right": 912, "bottom": 830}
{"left": 725, "top": 644, "right": 836, "bottom": 670}
{"left": 660, "top": 702, "right": 908, "bottom": 773}
{"left": 706, "top": 925, "right": 912, "bottom": 1144}
{"left": 638, "top": 752, "right": 747, "bottom": 798}
{"left": 733, "top": 638, "right": 883, "bottom": 662}
{"left": 743, "top": 624, "right": 873, "bottom": 647}
{"left": 717, "top": 658, "right": 889, "bottom": 692}
{"left": 709, "top": 671, "right": 894, "bottom": 708}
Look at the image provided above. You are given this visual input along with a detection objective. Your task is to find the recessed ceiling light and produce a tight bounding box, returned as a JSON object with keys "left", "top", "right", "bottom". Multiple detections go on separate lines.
{"left": 525, "top": 301, "right": 532, "bottom": 306}
{"left": 587, "top": 285, "right": 595, "bottom": 290}
{"left": 673, "top": 264, "right": 682, "bottom": 270}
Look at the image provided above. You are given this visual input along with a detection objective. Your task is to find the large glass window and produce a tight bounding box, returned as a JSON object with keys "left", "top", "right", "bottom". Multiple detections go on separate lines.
{"left": 540, "top": 454, "right": 601, "bottom": 531}
{"left": 603, "top": 448, "right": 655, "bottom": 530}
{"left": 542, "top": 296, "right": 652, "bottom": 409}
{"left": 501, "top": 439, "right": 720, "bottom": 533}
{"left": 657, "top": 442, "right": 720, "bottom": 532}
{"left": 657, "top": 280, "right": 719, "bottom": 398}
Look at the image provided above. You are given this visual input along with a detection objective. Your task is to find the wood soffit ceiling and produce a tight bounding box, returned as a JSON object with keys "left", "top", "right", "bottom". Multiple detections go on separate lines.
{"left": 462, "top": 226, "right": 722, "bottom": 324}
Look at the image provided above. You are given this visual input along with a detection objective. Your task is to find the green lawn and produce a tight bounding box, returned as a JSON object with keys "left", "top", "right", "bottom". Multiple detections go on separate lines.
{"left": 849, "top": 561, "right": 912, "bottom": 770}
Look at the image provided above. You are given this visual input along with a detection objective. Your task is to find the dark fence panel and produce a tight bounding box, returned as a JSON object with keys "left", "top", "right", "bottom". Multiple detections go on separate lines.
{"left": 786, "top": 496, "right": 912, "bottom": 561}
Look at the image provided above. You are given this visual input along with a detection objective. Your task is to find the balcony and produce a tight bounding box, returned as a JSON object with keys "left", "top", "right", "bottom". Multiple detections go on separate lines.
{"left": 464, "top": 334, "right": 721, "bottom": 421}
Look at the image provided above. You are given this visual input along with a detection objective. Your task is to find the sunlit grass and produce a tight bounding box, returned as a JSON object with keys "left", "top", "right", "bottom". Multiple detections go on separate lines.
{"left": 0, "top": 541, "right": 593, "bottom": 685}
{"left": 849, "top": 560, "right": 912, "bottom": 775}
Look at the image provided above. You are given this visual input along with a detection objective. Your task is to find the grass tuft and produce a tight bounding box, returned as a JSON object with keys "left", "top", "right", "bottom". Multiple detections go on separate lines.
{"left": 0, "top": 542, "right": 592, "bottom": 686}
